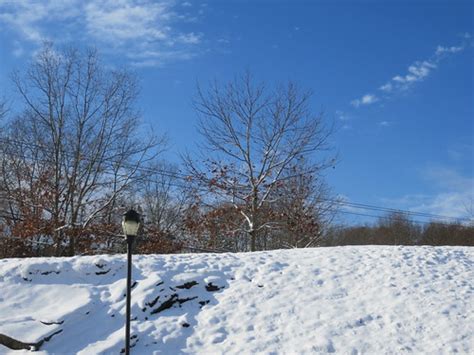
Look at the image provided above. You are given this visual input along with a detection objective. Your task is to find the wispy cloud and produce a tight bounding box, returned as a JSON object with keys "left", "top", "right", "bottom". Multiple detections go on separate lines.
{"left": 390, "top": 60, "right": 436, "bottom": 87}
{"left": 0, "top": 0, "right": 204, "bottom": 67}
{"left": 423, "top": 166, "right": 472, "bottom": 192}
{"left": 335, "top": 110, "right": 350, "bottom": 121}
{"left": 447, "top": 143, "right": 473, "bottom": 162}
{"left": 351, "top": 94, "right": 378, "bottom": 107}
{"left": 335, "top": 111, "right": 352, "bottom": 129}
{"left": 351, "top": 36, "right": 471, "bottom": 107}
{"left": 383, "top": 166, "right": 474, "bottom": 221}
{"left": 388, "top": 192, "right": 472, "bottom": 222}
{"left": 0, "top": 0, "right": 79, "bottom": 42}
{"left": 217, "top": 38, "right": 230, "bottom": 44}
{"left": 12, "top": 40, "right": 25, "bottom": 57}
{"left": 435, "top": 45, "right": 463, "bottom": 55}
{"left": 84, "top": 1, "right": 170, "bottom": 43}
{"left": 379, "top": 83, "right": 392, "bottom": 92}
{"left": 178, "top": 32, "right": 202, "bottom": 44}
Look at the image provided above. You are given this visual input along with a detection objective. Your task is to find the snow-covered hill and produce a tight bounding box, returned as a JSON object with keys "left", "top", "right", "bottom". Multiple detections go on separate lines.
{"left": 0, "top": 246, "right": 472, "bottom": 354}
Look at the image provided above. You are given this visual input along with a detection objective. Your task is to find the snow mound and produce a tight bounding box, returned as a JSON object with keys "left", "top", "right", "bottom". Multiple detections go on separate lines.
{"left": 0, "top": 246, "right": 472, "bottom": 354}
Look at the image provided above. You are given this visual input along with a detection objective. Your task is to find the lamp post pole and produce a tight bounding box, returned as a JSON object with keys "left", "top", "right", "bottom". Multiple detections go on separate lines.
{"left": 122, "top": 209, "right": 141, "bottom": 355}
{"left": 125, "top": 234, "right": 133, "bottom": 355}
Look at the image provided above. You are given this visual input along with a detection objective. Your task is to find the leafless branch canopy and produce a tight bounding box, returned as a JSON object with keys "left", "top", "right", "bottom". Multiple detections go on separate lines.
{"left": 185, "top": 73, "right": 336, "bottom": 251}
{"left": 0, "top": 44, "right": 165, "bottom": 255}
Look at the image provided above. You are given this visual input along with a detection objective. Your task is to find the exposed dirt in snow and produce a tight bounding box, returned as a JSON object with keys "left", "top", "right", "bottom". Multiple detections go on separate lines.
{"left": 0, "top": 246, "right": 472, "bottom": 354}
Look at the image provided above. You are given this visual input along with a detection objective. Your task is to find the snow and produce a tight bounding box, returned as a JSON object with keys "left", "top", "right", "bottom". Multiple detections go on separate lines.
{"left": 0, "top": 246, "right": 472, "bottom": 354}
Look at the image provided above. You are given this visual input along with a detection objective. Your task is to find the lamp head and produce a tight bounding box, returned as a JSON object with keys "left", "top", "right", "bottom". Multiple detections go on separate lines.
{"left": 122, "top": 209, "right": 141, "bottom": 237}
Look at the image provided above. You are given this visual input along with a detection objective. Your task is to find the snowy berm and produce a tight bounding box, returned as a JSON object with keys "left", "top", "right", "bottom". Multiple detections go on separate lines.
{"left": 0, "top": 246, "right": 472, "bottom": 354}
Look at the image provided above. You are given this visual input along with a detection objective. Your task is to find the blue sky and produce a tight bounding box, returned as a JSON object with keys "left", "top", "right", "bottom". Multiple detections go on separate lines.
{"left": 0, "top": 0, "right": 472, "bottom": 222}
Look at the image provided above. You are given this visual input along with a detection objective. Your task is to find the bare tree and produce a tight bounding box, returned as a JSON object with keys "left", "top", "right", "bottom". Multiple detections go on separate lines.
{"left": 269, "top": 161, "right": 338, "bottom": 249}
{"left": 0, "top": 99, "right": 7, "bottom": 120}
{"left": 0, "top": 44, "right": 165, "bottom": 255}
{"left": 0, "top": 98, "right": 9, "bottom": 228}
{"left": 185, "top": 73, "right": 335, "bottom": 251}
{"left": 140, "top": 161, "right": 192, "bottom": 238}
{"left": 376, "top": 212, "right": 420, "bottom": 245}
{"left": 183, "top": 200, "right": 247, "bottom": 252}
{"left": 463, "top": 198, "right": 474, "bottom": 226}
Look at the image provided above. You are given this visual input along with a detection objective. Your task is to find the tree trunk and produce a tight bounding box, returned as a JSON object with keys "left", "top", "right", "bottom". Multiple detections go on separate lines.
{"left": 249, "top": 230, "right": 256, "bottom": 252}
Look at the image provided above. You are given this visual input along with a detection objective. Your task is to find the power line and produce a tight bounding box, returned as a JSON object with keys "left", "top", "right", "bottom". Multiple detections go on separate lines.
{"left": 329, "top": 199, "right": 464, "bottom": 221}
{"left": 0, "top": 137, "right": 189, "bottom": 180}
{"left": 0, "top": 137, "right": 470, "bottom": 223}
{"left": 335, "top": 209, "right": 446, "bottom": 226}
{"left": 1, "top": 198, "right": 467, "bottom": 229}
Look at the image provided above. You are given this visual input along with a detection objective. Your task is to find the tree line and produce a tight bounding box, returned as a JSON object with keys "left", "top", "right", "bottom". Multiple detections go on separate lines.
{"left": 0, "top": 44, "right": 339, "bottom": 257}
{"left": 0, "top": 45, "right": 471, "bottom": 258}
{"left": 324, "top": 212, "right": 473, "bottom": 247}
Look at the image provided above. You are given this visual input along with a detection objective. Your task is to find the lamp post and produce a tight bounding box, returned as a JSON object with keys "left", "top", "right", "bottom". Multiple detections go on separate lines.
{"left": 122, "top": 209, "right": 141, "bottom": 355}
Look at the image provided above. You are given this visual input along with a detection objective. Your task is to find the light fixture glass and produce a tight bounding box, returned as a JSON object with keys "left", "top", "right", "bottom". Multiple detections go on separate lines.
{"left": 122, "top": 209, "right": 141, "bottom": 237}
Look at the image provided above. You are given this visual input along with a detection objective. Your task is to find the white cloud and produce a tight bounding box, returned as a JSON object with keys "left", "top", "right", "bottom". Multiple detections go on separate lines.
{"left": 390, "top": 60, "right": 436, "bottom": 88}
{"left": 423, "top": 166, "right": 472, "bottom": 192}
{"left": 378, "top": 121, "right": 390, "bottom": 127}
{"left": 362, "top": 94, "right": 378, "bottom": 104}
{"left": 335, "top": 110, "right": 350, "bottom": 121}
{"left": 379, "top": 83, "right": 392, "bottom": 92}
{"left": 351, "top": 94, "right": 378, "bottom": 107}
{"left": 177, "top": 32, "right": 202, "bottom": 44}
{"left": 350, "top": 99, "right": 359, "bottom": 107}
{"left": 435, "top": 45, "right": 463, "bottom": 55}
{"left": 12, "top": 40, "right": 24, "bottom": 57}
{"left": 383, "top": 166, "right": 474, "bottom": 221}
{"left": 0, "top": 0, "right": 203, "bottom": 67}
{"left": 410, "top": 166, "right": 473, "bottom": 221}
{"left": 128, "top": 49, "right": 196, "bottom": 67}
{"left": 399, "top": 192, "right": 471, "bottom": 222}
{"left": 0, "top": 0, "right": 79, "bottom": 42}
{"left": 84, "top": 1, "right": 170, "bottom": 43}
{"left": 352, "top": 37, "right": 469, "bottom": 107}
{"left": 447, "top": 143, "right": 473, "bottom": 162}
